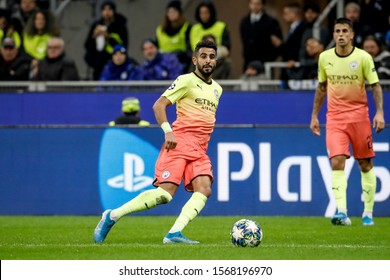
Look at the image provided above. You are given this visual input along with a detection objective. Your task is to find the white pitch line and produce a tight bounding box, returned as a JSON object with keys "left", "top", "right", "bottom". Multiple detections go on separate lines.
{"left": 1, "top": 243, "right": 388, "bottom": 249}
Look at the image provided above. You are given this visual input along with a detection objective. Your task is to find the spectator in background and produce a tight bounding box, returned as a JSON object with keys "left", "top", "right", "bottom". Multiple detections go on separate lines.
{"left": 156, "top": 0, "right": 192, "bottom": 73}
{"left": 202, "top": 33, "right": 231, "bottom": 79}
{"left": 138, "top": 38, "right": 183, "bottom": 81}
{"left": 189, "top": 1, "right": 231, "bottom": 52}
{"left": 99, "top": 44, "right": 140, "bottom": 81}
{"left": 31, "top": 36, "right": 79, "bottom": 81}
{"left": 299, "top": 3, "right": 329, "bottom": 58}
{"left": 0, "top": 37, "right": 32, "bottom": 80}
{"left": 11, "top": 0, "right": 38, "bottom": 35}
{"left": 272, "top": 2, "right": 306, "bottom": 81}
{"left": 84, "top": 0, "right": 129, "bottom": 80}
{"left": 360, "top": 0, "right": 390, "bottom": 42}
{"left": 109, "top": 97, "right": 150, "bottom": 127}
{"left": 0, "top": 8, "right": 22, "bottom": 49}
{"left": 298, "top": 37, "right": 324, "bottom": 79}
{"left": 363, "top": 35, "right": 390, "bottom": 79}
{"left": 240, "top": 60, "right": 266, "bottom": 91}
{"left": 244, "top": 60, "right": 265, "bottom": 78}
{"left": 22, "top": 9, "right": 60, "bottom": 60}
{"left": 240, "top": 0, "right": 283, "bottom": 72}
{"left": 344, "top": 1, "right": 374, "bottom": 48}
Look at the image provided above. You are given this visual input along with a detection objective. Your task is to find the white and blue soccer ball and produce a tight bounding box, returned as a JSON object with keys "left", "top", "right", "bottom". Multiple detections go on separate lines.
{"left": 230, "top": 219, "right": 263, "bottom": 247}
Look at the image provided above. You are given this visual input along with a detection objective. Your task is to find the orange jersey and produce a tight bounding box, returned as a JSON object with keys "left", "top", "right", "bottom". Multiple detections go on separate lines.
{"left": 162, "top": 72, "right": 223, "bottom": 142}
{"left": 318, "top": 47, "right": 379, "bottom": 124}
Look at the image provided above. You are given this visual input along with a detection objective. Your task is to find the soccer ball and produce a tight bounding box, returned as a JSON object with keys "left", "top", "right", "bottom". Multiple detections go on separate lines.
{"left": 230, "top": 219, "right": 263, "bottom": 247}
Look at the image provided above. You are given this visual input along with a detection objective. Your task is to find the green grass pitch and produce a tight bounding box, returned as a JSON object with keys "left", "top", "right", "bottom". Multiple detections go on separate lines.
{"left": 0, "top": 216, "right": 389, "bottom": 260}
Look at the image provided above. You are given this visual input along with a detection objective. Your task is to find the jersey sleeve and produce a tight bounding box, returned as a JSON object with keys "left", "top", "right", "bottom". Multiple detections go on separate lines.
{"left": 362, "top": 51, "right": 379, "bottom": 85}
{"left": 317, "top": 52, "right": 327, "bottom": 83}
{"left": 162, "top": 75, "right": 188, "bottom": 104}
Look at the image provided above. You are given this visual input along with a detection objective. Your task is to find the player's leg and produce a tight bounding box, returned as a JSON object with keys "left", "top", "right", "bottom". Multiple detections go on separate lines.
{"left": 163, "top": 155, "right": 213, "bottom": 244}
{"left": 327, "top": 124, "right": 351, "bottom": 225}
{"left": 163, "top": 175, "right": 211, "bottom": 244}
{"left": 351, "top": 121, "right": 376, "bottom": 226}
{"left": 358, "top": 159, "right": 376, "bottom": 225}
{"left": 111, "top": 185, "right": 175, "bottom": 220}
{"left": 94, "top": 186, "right": 174, "bottom": 243}
{"left": 330, "top": 155, "right": 351, "bottom": 225}
{"left": 94, "top": 145, "right": 184, "bottom": 243}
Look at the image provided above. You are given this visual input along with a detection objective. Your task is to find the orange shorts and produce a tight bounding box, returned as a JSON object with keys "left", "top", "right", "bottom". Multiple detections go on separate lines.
{"left": 153, "top": 132, "right": 213, "bottom": 191}
{"left": 326, "top": 120, "right": 375, "bottom": 159}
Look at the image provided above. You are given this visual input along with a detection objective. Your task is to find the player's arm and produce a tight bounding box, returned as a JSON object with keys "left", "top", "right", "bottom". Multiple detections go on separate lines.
{"left": 152, "top": 96, "right": 177, "bottom": 151}
{"left": 370, "top": 83, "right": 385, "bottom": 133}
{"left": 310, "top": 81, "right": 327, "bottom": 136}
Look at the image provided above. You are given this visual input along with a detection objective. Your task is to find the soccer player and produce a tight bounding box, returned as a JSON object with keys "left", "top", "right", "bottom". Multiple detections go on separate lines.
{"left": 310, "top": 18, "right": 385, "bottom": 226}
{"left": 94, "top": 39, "right": 222, "bottom": 243}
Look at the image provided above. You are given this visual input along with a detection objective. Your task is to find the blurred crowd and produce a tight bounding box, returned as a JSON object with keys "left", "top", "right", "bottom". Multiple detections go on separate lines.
{"left": 1, "top": 0, "right": 390, "bottom": 82}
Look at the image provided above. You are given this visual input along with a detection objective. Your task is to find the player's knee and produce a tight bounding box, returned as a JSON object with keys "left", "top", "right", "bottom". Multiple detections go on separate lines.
{"left": 157, "top": 194, "right": 172, "bottom": 204}
{"left": 358, "top": 159, "right": 373, "bottom": 172}
{"left": 331, "top": 155, "right": 346, "bottom": 170}
{"left": 204, "top": 188, "right": 212, "bottom": 198}
{"left": 192, "top": 176, "right": 212, "bottom": 197}
{"left": 196, "top": 186, "right": 212, "bottom": 198}
{"left": 156, "top": 187, "right": 173, "bottom": 205}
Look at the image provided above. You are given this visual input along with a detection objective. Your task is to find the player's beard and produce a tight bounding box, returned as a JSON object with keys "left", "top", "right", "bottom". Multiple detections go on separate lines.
{"left": 197, "top": 63, "right": 215, "bottom": 78}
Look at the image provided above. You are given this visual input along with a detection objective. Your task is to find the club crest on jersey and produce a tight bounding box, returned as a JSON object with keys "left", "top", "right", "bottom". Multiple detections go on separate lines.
{"left": 162, "top": 170, "right": 170, "bottom": 179}
{"left": 214, "top": 89, "right": 219, "bottom": 100}
{"left": 349, "top": 61, "right": 358, "bottom": 70}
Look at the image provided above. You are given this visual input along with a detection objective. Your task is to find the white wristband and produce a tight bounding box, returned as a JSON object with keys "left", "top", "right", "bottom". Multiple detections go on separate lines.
{"left": 161, "top": 122, "right": 172, "bottom": 133}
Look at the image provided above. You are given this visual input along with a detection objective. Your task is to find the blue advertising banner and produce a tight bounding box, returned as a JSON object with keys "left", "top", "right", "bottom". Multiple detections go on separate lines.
{"left": 1, "top": 126, "right": 389, "bottom": 217}
{"left": 1, "top": 91, "right": 388, "bottom": 125}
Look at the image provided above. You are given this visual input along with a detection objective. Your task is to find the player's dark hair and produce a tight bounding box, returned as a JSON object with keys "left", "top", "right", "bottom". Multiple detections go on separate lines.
{"left": 334, "top": 17, "right": 354, "bottom": 31}
{"left": 194, "top": 39, "right": 218, "bottom": 55}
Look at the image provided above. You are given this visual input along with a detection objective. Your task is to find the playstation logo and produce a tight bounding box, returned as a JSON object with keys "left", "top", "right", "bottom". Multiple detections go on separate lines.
{"left": 107, "top": 153, "right": 153, "bottom": 192}
{"left": 98, "top": 128, "right": 159, "bottom": 210}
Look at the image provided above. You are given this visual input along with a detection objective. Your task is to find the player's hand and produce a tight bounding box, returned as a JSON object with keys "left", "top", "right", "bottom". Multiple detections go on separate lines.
{"left": 310, "top": 117, "right": 321, "bottom": 136}
{"left": 373, "top": 112, "right": 385, "bottom": 133}
{"left": 164, "top": 132, "right": 177, "bottom": 151}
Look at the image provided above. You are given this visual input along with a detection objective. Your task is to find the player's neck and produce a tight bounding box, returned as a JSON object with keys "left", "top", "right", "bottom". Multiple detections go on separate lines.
{"left": 194, "top": 70, "right": 212, "bottom": 83}
{"left": 335, "top": 44, "right": 354, "bottom": 56}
